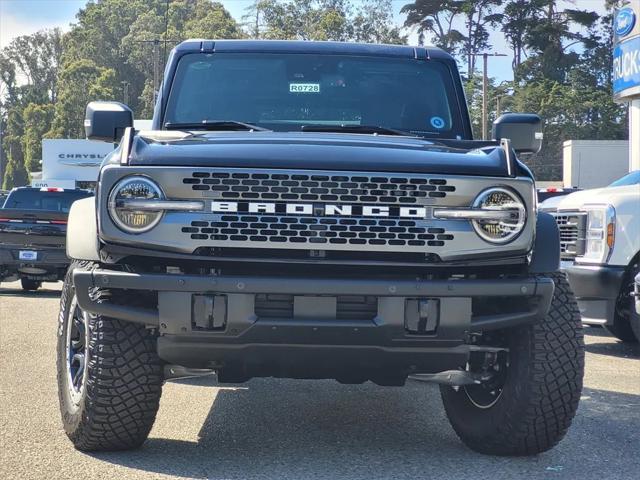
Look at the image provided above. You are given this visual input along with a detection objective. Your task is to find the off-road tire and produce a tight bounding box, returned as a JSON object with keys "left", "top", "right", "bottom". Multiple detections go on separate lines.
{"left": 21, "top": 278, "right": 41, "bottom": 291}
{"left": 56, "top": 261, "right": 163, "bottom": 451}
{"left": 440, "top": 272, "right": 585, "bottom": 456}
{"left": 605, "top": 262, "right": 640, "bottom": 343}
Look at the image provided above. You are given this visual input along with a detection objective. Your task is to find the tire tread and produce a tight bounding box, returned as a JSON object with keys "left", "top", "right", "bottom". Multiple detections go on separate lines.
{"left": 57, "top": 261, "right": 163, "bottom": 452}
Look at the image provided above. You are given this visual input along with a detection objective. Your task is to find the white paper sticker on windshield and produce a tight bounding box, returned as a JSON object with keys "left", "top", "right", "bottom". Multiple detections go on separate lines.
{"left": 289, "top": 83, "right": 320, "bottom": 93}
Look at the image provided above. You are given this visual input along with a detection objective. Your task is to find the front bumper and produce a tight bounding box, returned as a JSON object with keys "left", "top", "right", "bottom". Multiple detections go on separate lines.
{"left": 565, "top": 263, "right": 625, "bottom": 325}
{"left": 73, "top": 269, "right": 554, "bottom": 380}
{"left": 0, "top": 245, "right": 69, "bottom": 280}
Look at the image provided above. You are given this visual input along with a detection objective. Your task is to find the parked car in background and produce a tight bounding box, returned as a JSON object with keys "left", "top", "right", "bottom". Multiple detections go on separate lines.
{"left": 0, "top": 190, "right": 9, "bottom": 206}
{"left": 536, "top": 186, "right": 581, "bottom": 203}
{"left": 545, "top": 170, "right": 640, "bottom": 342}
{"left": 0, "top": 187, "right": 93, "bottom": 290}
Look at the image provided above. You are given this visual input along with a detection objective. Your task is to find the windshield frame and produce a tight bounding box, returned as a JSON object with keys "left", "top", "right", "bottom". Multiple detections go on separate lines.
{"left": 158, "top": 50, "right": 473, "bottom": 140}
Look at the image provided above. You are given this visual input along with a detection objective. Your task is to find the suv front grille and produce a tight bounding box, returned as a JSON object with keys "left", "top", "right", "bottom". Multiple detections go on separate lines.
{"left": 183, "top": 172, "right": 455, "bottom": 204}
{"left": 181, "top": 215, "right": 454, "bottom": 248}
{"left": 552, "top": 212, "right": 587, "bottom": 260}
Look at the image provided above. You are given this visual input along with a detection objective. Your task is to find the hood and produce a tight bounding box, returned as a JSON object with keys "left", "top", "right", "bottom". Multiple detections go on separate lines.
{"left": 128, "top": 131, "right": 513, "bottom": 177}
{"left": 553, "top": 184, "right": 640, "bottom": 211}
{"left": 548, "top": 188, "right": 607, "bottom": 211}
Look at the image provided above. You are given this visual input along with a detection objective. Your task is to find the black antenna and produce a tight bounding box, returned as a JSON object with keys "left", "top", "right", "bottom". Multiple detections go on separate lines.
{"left": 162, "top": 0, "right": 170, "bottom": 74}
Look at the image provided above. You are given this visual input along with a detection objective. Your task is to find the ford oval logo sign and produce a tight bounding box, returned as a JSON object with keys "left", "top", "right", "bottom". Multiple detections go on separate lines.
{"left": 615, "top": 8, "right": 636, "bottom": 38}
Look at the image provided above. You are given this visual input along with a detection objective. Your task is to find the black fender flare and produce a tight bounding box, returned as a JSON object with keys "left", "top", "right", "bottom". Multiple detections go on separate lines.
{"left": 528, "top": 212, "right": 560, "bottom": 274}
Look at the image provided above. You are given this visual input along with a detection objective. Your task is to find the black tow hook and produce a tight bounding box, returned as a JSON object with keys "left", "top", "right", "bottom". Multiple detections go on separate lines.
{"left": 163, "top": 365, "right": 215, "bottom": 381}
{"left": 409, "top": 370, "right": 482, "bottom": 386}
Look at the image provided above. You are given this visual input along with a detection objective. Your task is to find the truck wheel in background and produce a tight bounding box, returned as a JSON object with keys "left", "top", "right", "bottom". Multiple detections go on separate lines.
{"left": 56, "top": 262, "right": 163, "bottom": 451}
{"left": 440, "top": 272, "right": 584, "bottom": 456}
{"left": 607, "top": 262, "right": 640, "bottom": 343}
{"left": 21, "top": 278, "right": 41, "bottom": 291}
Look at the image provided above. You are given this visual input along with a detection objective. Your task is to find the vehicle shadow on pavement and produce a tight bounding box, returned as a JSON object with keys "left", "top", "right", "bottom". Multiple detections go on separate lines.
{"left": 0, "top": 288, "right": 61, "bottom": 299}
{"left": 90, "top": 378, "right": 640, "bottom": 480}
{"left": 584, "top": 328, "right": 640, "bottom": 359}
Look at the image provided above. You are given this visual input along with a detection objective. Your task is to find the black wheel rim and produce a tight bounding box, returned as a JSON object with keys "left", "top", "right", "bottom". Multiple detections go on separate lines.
{"left": 66, "top": 296, "right": 88, "bottom": 405}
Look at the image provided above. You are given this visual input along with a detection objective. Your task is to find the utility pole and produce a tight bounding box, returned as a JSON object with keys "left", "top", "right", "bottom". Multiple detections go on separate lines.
{"left": 469, "top": 52, "right": 507, "bottom": 140}
{"left": 153, "top": 39, "right": 159, "bottom": 105}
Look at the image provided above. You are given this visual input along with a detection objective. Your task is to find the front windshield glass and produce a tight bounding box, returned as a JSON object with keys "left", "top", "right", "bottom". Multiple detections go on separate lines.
{"left": 609, "top": 170, "right": 640, "bottom": 187}
{"left": 164, "top": 53, "right": 465, "bottom": 138}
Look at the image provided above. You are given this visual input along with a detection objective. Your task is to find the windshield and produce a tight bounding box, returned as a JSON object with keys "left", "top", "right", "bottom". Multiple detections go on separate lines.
{"left": 609, "top": 170, "right": 640, "bottom": 187}
{"left": 164, "top": 53, "right": 466, "bottom": 139}
{"left": 4, "top": 190, "right": 92, "bottom": 212}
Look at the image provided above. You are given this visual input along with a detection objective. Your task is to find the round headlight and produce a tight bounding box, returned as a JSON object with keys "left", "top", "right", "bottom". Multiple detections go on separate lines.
{"left": 108, "top": 176, "right": 164, "bottom": 233}
{"left": 472, "top": 187, "right": 526, "bottom": 244}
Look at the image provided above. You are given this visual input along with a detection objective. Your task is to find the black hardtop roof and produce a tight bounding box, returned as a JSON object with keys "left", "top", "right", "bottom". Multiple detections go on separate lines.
{"left": 173, "top": 39, "right": 454, "bottom": 61}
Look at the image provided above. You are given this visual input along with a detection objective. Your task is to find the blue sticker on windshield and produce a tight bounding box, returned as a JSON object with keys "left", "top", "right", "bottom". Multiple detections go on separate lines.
{"left": 430, "top": 116, "right": 445, "bottom": 129}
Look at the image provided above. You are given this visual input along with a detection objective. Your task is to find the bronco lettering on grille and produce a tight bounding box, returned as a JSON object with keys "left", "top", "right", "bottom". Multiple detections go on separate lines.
{"left": 211, "top": 201, "right": 428, "bottom": 219}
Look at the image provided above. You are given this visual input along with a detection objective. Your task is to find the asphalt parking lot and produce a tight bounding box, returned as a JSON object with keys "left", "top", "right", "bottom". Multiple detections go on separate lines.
{"left": 1, "top": 281, "right": 639, "bottom": 480}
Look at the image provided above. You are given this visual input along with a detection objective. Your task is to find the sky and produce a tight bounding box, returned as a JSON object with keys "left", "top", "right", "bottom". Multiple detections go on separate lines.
{"left": 0, "top": 0, "right": 610, "bottom": 82}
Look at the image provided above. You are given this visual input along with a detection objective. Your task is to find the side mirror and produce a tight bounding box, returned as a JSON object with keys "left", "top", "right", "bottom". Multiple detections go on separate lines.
{"left": 84, "top": 101, "right": 133, "bottom": 142}
{"left": 492, "top": 113, "right": 543, "bottom": 154}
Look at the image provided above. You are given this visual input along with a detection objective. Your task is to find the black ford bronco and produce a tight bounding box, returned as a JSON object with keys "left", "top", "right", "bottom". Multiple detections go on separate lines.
{"left": 57, "top": 40, "right": 584, "bottom": 455}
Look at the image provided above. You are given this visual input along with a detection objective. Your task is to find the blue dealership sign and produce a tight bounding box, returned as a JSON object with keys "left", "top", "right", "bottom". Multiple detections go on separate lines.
{"left": 615, "top": 7, "right": 636, "bottom": 38}
{"left": 613, "top": 36, "right": 640, "bottom": 99}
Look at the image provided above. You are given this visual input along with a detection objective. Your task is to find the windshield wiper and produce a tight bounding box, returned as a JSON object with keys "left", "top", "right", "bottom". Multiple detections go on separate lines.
{"left": 300, "top": 124, "right": 415, "bottom": 136}
{"left": 164, "top": 120, "right": 270, "bottom": 131}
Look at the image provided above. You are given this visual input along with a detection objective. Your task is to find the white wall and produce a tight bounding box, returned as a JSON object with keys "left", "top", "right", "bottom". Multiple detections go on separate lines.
{"left": 562, "top": 140, "right": 630, "bottom": 189}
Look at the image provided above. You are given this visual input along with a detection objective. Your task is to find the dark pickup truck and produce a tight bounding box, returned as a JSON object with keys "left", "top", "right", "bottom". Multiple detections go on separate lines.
{"left": 57, "top": 40, "right": 584, "bottom": 456}
{"left": 0, "top": 187, "right": 92, "bottom": 290}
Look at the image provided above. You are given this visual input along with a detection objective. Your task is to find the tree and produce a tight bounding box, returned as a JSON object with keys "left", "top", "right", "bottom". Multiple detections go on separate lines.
{"left": 245, "top": 0, "right": 351, "bottom": 41}
{"left": 47, "top": 60, "right": 117, "bottom": 139}
{"left": 401, "top": 0, "right": 465, "bottom": 53}
{"left": 352, "top": 0, "right": 406, "bottom": 44}
{"left": 1, "top": 29, "right": 63, "bottom": 103}
{"left": 22, "top": 103, "right": 55, "bottom": 172}
{"left": 462, "top": 1, "right": 503, "bottom": 77}
{"left": 2, "top": 108, "right": 28, "bottom": 189}
{"left": 516, "top": 1, "right": 599, "bottom": 82}
{"left": 64, "top": 0, "right": 244, "bottom": 119}
{"left": 244, "top": 0, "right": 404, "bottom": 44}
{"left": 402, "top": 0, "right": 502, "bottom": 76}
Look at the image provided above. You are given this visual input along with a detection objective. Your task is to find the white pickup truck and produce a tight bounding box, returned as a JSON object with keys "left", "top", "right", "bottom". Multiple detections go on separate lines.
{"left": 542, "top": 171, "right": 640, "bottom": 342}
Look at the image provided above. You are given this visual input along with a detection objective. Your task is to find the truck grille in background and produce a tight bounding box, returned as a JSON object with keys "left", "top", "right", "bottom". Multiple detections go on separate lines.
{"left": 255, "top": 294, "right": 378, "bottom": 320}
{"left": 552, "top": 212, "right": 587, "bottom": 260}
{"left": 182, "top": 216, "right": 454, "bottom": 247}
{"left": 183, "top": 172, "right": 455, "bottom": 203}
